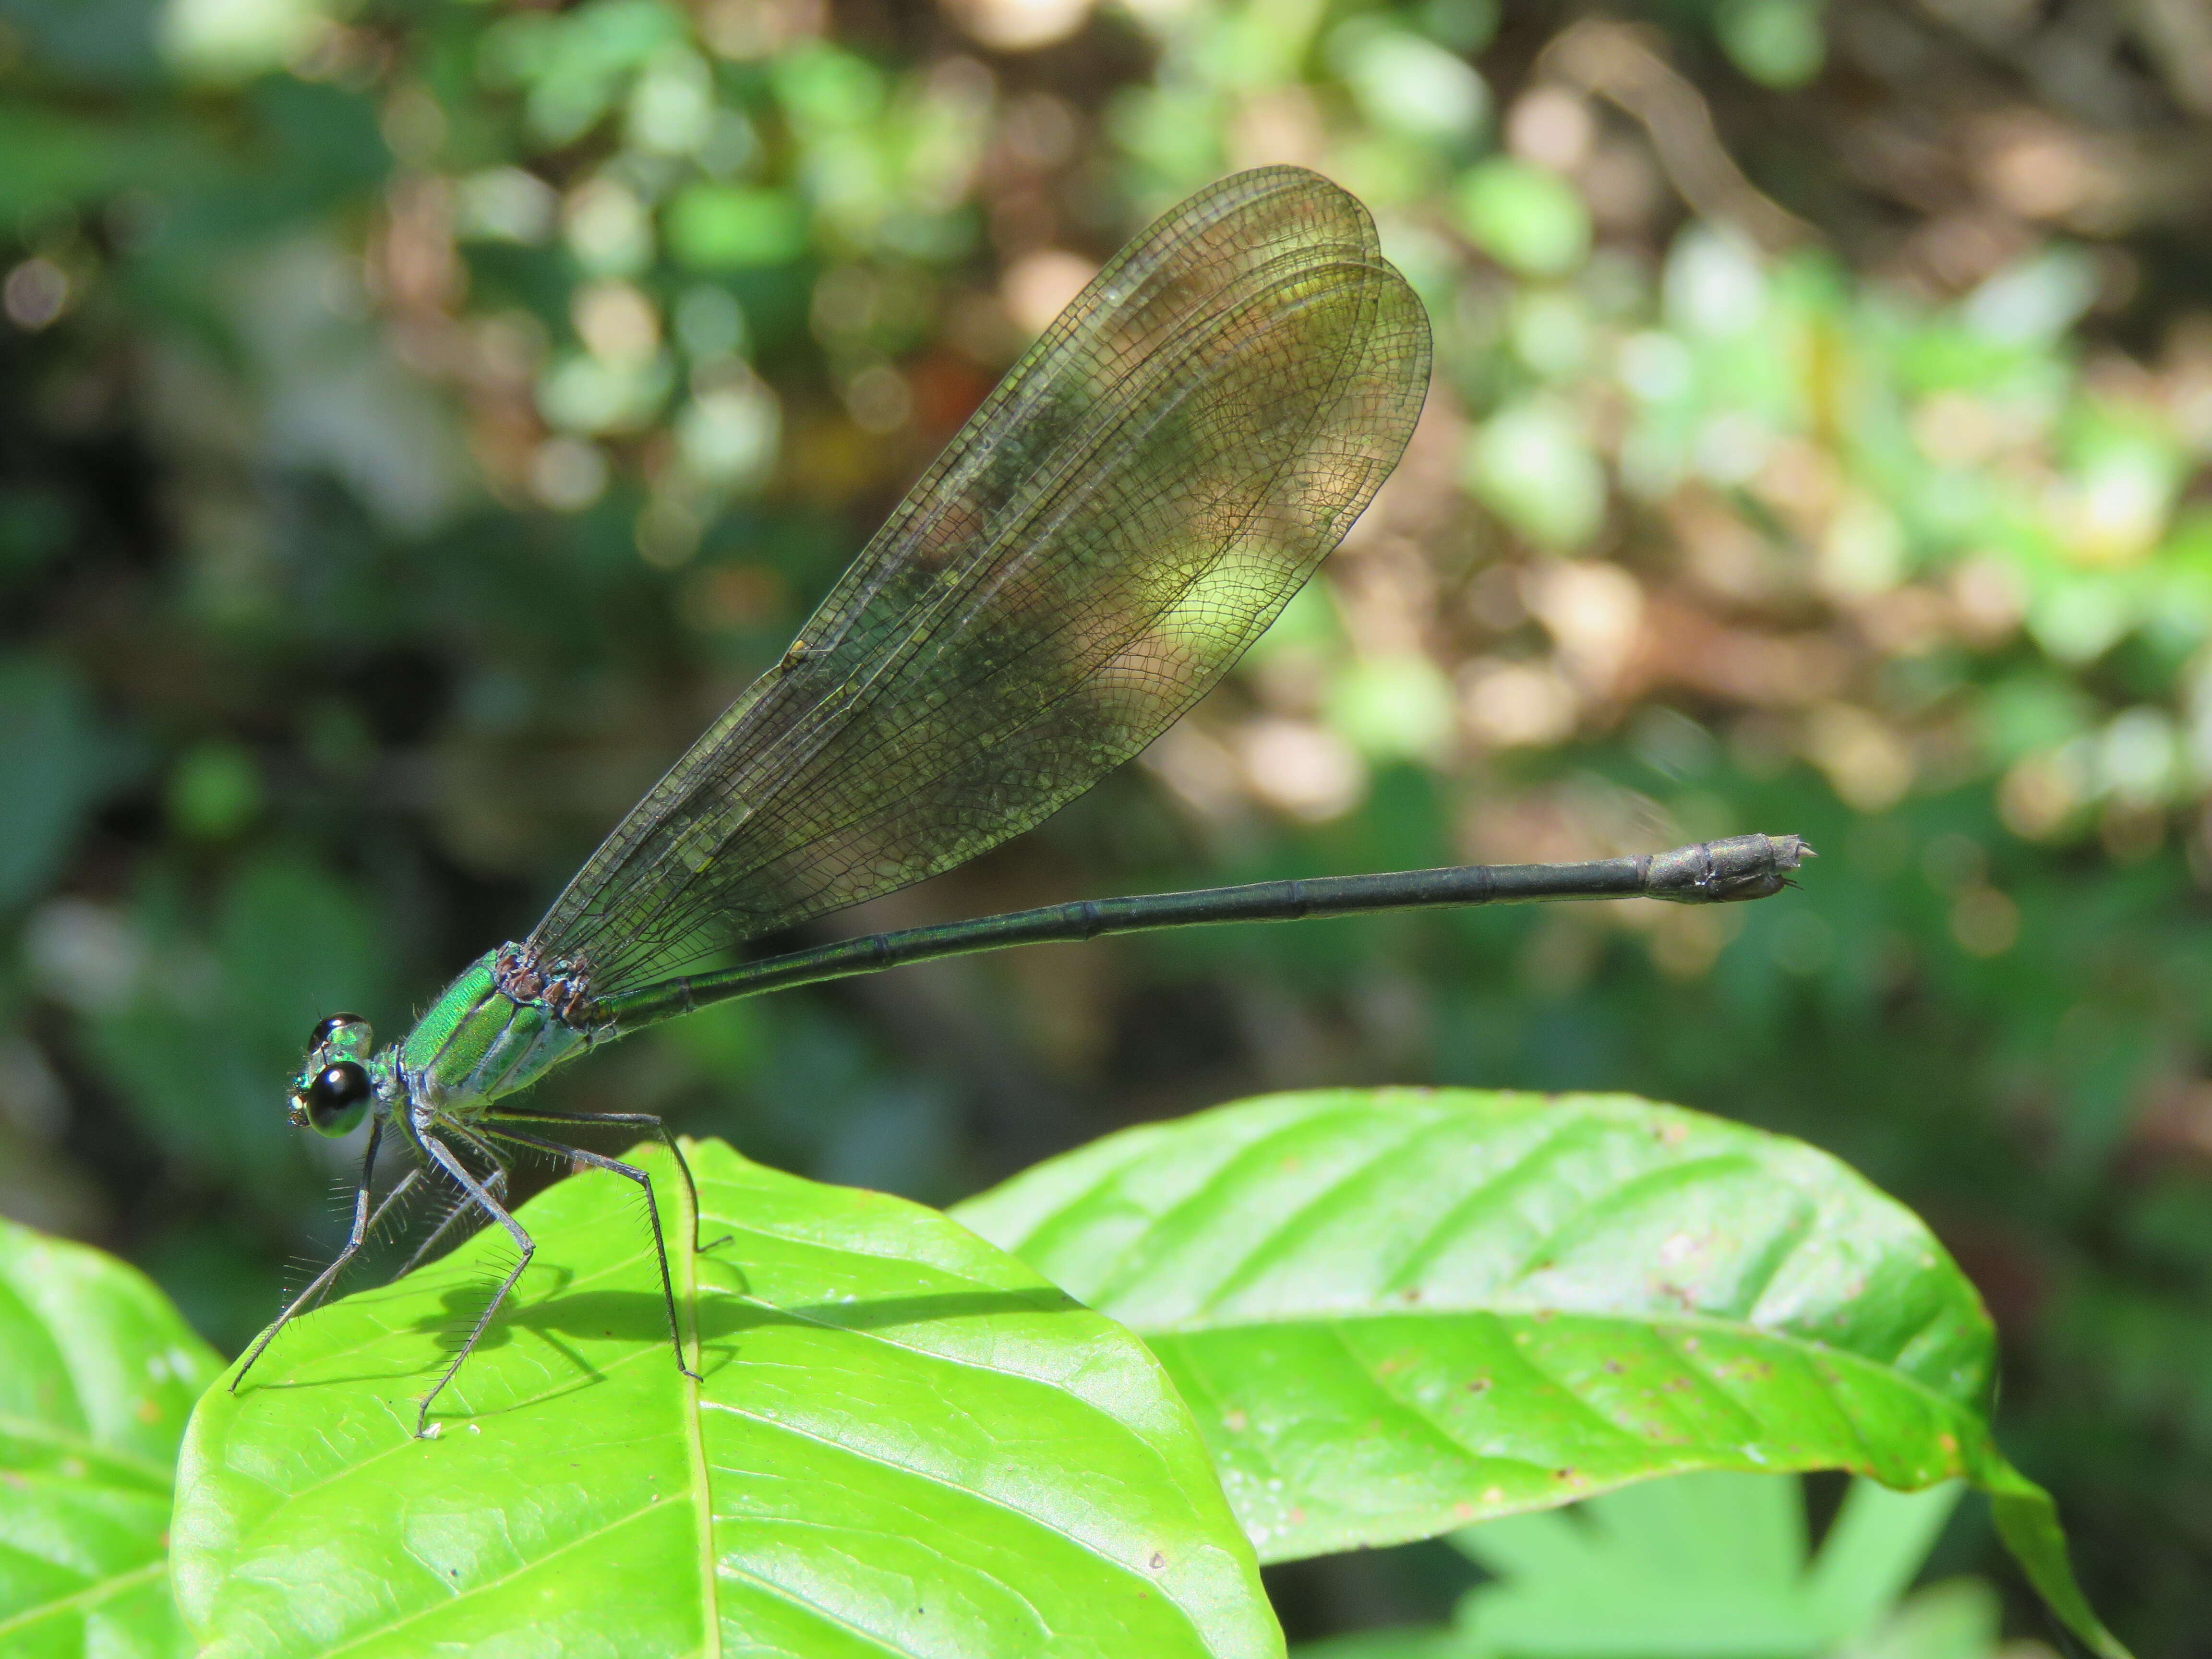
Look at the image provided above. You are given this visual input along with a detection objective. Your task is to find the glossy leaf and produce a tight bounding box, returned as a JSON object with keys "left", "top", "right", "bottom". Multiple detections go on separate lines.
{"left": 952, "top": 1088, "right": 2128, "bottom": 1659}
{"left": 174, "top": 1136, "right": 1277, "bottom": 1659}
{"left": 0, "top": 1216, "right": 221, "bottom": 1658}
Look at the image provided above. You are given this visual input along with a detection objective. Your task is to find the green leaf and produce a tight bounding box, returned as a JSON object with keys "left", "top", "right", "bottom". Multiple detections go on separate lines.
{"left": 951, "top": 1088, "right": 2130, "bottom": 1659}
{"left": 666, "top": 183, "right": 811, "bottom": 269}
{"left": 1447, "top": 1472, "right": 1962, "bottom": 1656}
{"left": 0, "top": 654, "right": 136, "bottom": 913}
{"left": 0, "top": 1216, "right": 222, "bottom": 1658}
{"left": 1330, "top": 25, "right": 1490, "bottom": 145}
{"left": 174, "top": 1137, "right": 1278, "bottom": 1659}
{"left": 1806, "top": 1477, "right": 1966, "bottom": 1638}
{"left": 1462, "top": 403, "right": 1606, "bottom": 549}
{"left": 1839, "top": 1578, "right": 2002, "bottom": 1659}
{"left": 1289, "top": 1473, "right": 1979, "bottom": 1659}
{"left": 0, "top": 110, "right": 199, "bottom": 219}
{"left": 1715, "top": 0, "right": 1827, "bottom": 90}
{"left": 1292, "top": 1631, "right": 1464, "bottom": 1659}
{"left": 1453, "top": 161, "right": 1589, "bottom": 278}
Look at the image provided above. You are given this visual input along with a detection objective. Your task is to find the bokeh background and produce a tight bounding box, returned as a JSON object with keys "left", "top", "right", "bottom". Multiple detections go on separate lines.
{"left": 7, "top": 0, "right": 2212, "bottom": 1648}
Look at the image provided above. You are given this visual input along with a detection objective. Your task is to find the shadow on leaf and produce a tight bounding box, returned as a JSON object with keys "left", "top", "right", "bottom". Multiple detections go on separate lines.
{"left": 416, "top": 1282, "right": 1081, "bottom": 1342}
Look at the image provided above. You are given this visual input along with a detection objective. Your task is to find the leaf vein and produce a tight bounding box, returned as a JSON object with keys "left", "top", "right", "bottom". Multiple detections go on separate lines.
{"left": 0, "top": 1556, "right": 167, "bottom": 1640}
{"left": 696, "top": 1395, "right": 1208, "bottom": 1646}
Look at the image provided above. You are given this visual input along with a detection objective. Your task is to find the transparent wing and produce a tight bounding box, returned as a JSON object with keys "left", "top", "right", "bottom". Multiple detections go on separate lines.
{"left": 531, "top": 165, "right": 1433, "bottom": 993}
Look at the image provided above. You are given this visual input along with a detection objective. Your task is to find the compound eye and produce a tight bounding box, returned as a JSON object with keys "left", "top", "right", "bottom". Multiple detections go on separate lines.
{"left": 303, "top": 1062, "right": 373, "bottom": 1137}
{"left": 310, "top": 1013, "right": 370, "bottom": 1050}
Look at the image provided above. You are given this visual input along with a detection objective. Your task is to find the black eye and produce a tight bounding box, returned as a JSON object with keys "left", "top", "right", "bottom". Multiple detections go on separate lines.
{"left": 311, "top": 1013, "right": 368, "bottom": 1047}
{"left": 303, "top": 1062, "right": 373, "bottom": 1136}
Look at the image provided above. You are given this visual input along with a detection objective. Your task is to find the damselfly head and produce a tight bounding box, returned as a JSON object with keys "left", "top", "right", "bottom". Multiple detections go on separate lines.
{"left": 310, "top": 1012, "right": 373, "bottom": 1056}
{"left": 286, "top": 1014, "right": 376, "bottom": 1133}
{"left": 293, "top": 1062, "right": 373, "bottom": 1137}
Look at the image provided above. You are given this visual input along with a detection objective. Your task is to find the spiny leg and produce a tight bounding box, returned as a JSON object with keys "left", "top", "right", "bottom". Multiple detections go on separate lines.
{"left": 481, "top": 1119, "right": 700, "bottom": 1384}
{"left": 299, "top": 1168, "right": 425, "bottom": 1315}
{"left": 481, "top": 1106, "right": 729, "bottom": 1253}
{"left": 394, "top": 1161, "right": 508, "bottom": 1279}
{"left": 235, "top": 1121, "right": 411, "bottom": 1391}
{"left": 414, "top": 1132, "right": 533, "bottom": 1439}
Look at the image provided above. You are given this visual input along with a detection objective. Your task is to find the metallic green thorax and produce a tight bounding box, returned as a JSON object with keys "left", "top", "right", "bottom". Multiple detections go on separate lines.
{"left": 396, "top": 950, "right": 591, "bottom": 1111}
{"left": 280, "top": 950, "right": 598, "bottom": 1133}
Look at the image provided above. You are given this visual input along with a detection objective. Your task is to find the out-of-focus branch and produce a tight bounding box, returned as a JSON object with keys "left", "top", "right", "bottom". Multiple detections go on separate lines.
{"left": 2126, "top": 0, "right": 2212, "bottom": 117}
{"left": 1541, "top": 21, "right": 1817, "bottom": 252}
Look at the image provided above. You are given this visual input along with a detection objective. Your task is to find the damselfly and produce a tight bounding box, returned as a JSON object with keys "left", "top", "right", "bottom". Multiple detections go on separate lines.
{"left": 233, "top": 166, "right": 1810, "bottom": 1435}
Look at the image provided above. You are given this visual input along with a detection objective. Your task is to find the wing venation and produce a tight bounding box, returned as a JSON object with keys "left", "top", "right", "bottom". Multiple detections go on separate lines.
{"left": 531, "top": 166, "right": 1433, "bottom": 990}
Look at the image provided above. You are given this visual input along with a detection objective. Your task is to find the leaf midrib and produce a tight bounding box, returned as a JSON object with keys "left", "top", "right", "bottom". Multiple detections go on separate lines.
{"left": 230, "top": 1210, "right": 1155, "bottom": 1519}
{"left": 0, "top": 1556, "right": 168, "bottom": 1641}
{"left": 0, "top": 1409, "right": 174, "bottom": 1488}
{"left": 680, "top": 1156, "right": 719, "bottom": 1659}
{"left": 248, "top": 1177, "right": 1205, "bottom": 1656}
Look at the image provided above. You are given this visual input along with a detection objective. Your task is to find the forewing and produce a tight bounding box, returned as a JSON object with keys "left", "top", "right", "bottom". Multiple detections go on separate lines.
{"left": 532, "top": 166, "right": 1432, "bottom": 991}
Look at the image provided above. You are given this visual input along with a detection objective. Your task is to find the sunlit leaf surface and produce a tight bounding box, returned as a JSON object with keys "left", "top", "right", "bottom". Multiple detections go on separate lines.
{"left": 175, "top": 1138, "right": 1277, "bottom": 1659}
{"left": 953, "top": 1088, "right": 2128, "bottom": 1659}
{"left": 0, "top": 1217, "right": 220, "bottom": 1658}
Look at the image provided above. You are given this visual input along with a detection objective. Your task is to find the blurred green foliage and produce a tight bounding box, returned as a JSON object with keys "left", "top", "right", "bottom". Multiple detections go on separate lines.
{"left": 7, "top": 0, "right": 2212, "bottom": 1648}
{"left": 1299, "top": 1475, "right": 2000, "bottom": 1659}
